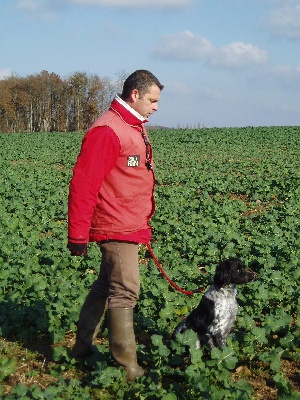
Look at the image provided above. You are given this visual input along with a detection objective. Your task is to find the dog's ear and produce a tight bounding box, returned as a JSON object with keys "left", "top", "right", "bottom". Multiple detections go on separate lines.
{"left": 214, "top": 259, "right": 232, "bottom": 288}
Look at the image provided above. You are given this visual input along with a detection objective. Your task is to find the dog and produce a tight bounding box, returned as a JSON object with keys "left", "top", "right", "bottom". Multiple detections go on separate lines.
{"left": 172, "top": 258, "right": 256, "bottom": 349}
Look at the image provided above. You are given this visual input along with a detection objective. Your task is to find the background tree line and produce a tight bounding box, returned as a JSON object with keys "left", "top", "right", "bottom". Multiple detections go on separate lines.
{"left": 0, "top": 70, "right": 126, "bottom": 133}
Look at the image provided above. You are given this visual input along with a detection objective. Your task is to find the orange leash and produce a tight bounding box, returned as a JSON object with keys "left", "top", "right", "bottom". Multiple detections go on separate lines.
{"left": 146, "top": 243, "right": 203, "bottom": 295}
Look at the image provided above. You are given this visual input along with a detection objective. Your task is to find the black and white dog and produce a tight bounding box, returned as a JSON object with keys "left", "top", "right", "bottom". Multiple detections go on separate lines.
{"left": 172, "top": 258, "right": 256, "bottom": 349}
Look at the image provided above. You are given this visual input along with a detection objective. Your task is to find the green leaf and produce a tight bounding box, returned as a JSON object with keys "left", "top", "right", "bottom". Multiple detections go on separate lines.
{"left": 211, "top": 346, "right": 238, "bottom": 370}
{"left": 151, "top": 334, "right": 170, "bottom": 357}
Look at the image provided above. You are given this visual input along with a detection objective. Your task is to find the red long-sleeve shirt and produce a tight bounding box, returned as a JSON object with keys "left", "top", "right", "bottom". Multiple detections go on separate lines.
{"left": 68, "top": 114, "right": 153, "bottom": 244}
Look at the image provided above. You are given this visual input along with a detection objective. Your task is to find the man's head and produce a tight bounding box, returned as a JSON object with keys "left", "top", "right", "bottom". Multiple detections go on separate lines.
{"left": 121, "top": 70, "right": 164, "bottom": 119}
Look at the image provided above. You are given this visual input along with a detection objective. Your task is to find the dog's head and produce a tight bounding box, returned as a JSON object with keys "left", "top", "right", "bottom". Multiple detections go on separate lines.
{"left": 213, "top": 258, "right": 256, "bottom": 288}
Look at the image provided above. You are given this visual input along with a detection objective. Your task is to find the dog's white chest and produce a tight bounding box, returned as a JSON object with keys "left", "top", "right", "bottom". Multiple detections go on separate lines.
{"left": 206, "top": 285, "right": 238, "bottom": 334}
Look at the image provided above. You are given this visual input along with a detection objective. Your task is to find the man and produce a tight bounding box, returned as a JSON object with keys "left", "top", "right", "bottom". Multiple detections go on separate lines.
{"left": 67, "top": 70, "right": 164, "bottom": 382}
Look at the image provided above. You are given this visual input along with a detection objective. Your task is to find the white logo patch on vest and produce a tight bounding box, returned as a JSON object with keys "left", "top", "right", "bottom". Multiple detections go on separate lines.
{"left": 127, "top": 155, "right": 140, "bottom": 167}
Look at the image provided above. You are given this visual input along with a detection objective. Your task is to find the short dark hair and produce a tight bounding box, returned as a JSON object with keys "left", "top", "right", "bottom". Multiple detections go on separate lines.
{"left": 121, "top": 70, "right": 164, "bottom": 100}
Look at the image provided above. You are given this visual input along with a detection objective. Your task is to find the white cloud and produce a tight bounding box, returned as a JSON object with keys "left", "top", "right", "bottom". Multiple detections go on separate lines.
{"left": 257, "top": 63, "right": 300, "bottom": 92}
{"left": 70, "top": 0, "right": 193, "bottom": 8}
{"left": 153, "top": 31, "right": 215, "bottom": 61}
{"left": 274, "top": 64, "right": 300, "bottom": 75}
{"left": 0, "top": 69, "right": 12, "bottom": 80}
{"left": 15, "top": 0, "right": 193, "bottom": 18}
{"left": 16, "top": 0, "right": 38, "bottom": 12}
{"left": 280, "top": 103, "right": 300, "bottom": 113}
{"left": 15, "top": 0, "right": 57, "bottom": 20}
{"left": 268, "top": 3, "right": 300, "bottom": 39}
{"left": 164, "top": 79, "right": 192, "bottom": 95}
{"left": 211, "top": 42, "right": 268, "bottom": 68}
{"left": 273, "top": 64, "right": 300, "bottom": 86}
{"left": 153, "top": 31, "right": 268, "bottom": 68}
{"left": 162, "top": 80, "right": 222, "bottom": 103}
{"left": 203, "top": 87, "right": 222, "bottom": 100}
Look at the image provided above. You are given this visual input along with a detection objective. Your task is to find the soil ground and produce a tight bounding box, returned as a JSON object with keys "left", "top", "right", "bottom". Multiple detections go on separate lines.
{"left": 1, "top": 335, "right": 299, "bottom": 399}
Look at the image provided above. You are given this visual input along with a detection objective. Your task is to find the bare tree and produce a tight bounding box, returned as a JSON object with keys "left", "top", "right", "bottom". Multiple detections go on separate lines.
{"left": 0, "top": 70, "right": 127, "bottom": 133}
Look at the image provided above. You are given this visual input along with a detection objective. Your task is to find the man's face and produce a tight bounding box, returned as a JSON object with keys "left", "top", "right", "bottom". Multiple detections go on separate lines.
{"left": 132, "top": 84, "right": 161, "bottom": 119}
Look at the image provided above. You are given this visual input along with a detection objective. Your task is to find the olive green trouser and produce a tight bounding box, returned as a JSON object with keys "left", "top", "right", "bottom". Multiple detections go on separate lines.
{"left": 96, "top": 240, "right": 140, "bottom": 309}
{"left": 72, "top": 241, "right": 140, "bottom": 355}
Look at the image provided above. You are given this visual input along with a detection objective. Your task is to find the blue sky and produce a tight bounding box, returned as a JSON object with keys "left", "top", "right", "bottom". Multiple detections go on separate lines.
{"left": 1, "top": 0, "right": 300, "bottom": 128}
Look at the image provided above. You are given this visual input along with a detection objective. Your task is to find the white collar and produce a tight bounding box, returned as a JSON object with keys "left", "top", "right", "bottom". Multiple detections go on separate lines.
{"left": 115, "top": 95, "right": 148, "bottom": 122}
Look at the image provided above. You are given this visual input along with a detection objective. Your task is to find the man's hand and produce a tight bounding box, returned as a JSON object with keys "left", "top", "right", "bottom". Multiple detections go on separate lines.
{"left": 67, "top": 242, "right": 88, "bottom": 256}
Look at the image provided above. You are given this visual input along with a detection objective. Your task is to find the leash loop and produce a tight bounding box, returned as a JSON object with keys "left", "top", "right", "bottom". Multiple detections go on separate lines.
{"left": 146, "top": 243, "right": 203, "bottom": 295}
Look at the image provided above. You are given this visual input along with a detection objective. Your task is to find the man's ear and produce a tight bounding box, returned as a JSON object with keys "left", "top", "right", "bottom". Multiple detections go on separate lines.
{"left": 131, "top": 89, "right": 140, "bottom": 102}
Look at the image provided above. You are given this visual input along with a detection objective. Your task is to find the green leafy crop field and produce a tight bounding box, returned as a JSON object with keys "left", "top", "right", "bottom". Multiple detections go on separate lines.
{"left": 0, "top": 127, "right": 299, "bottom": 399}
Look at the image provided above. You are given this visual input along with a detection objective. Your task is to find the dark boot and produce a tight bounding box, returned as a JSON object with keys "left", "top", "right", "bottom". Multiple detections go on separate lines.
{"left": 108, "top": 308, "right": 144, "bottom": 382}
{"left": 71, "top": 293, "right": 107, "bottom": 359}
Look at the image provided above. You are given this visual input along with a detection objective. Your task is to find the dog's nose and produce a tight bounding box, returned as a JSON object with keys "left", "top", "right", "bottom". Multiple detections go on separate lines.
{"left": 249, "top": 270, "right": 259, "bottom": 281}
